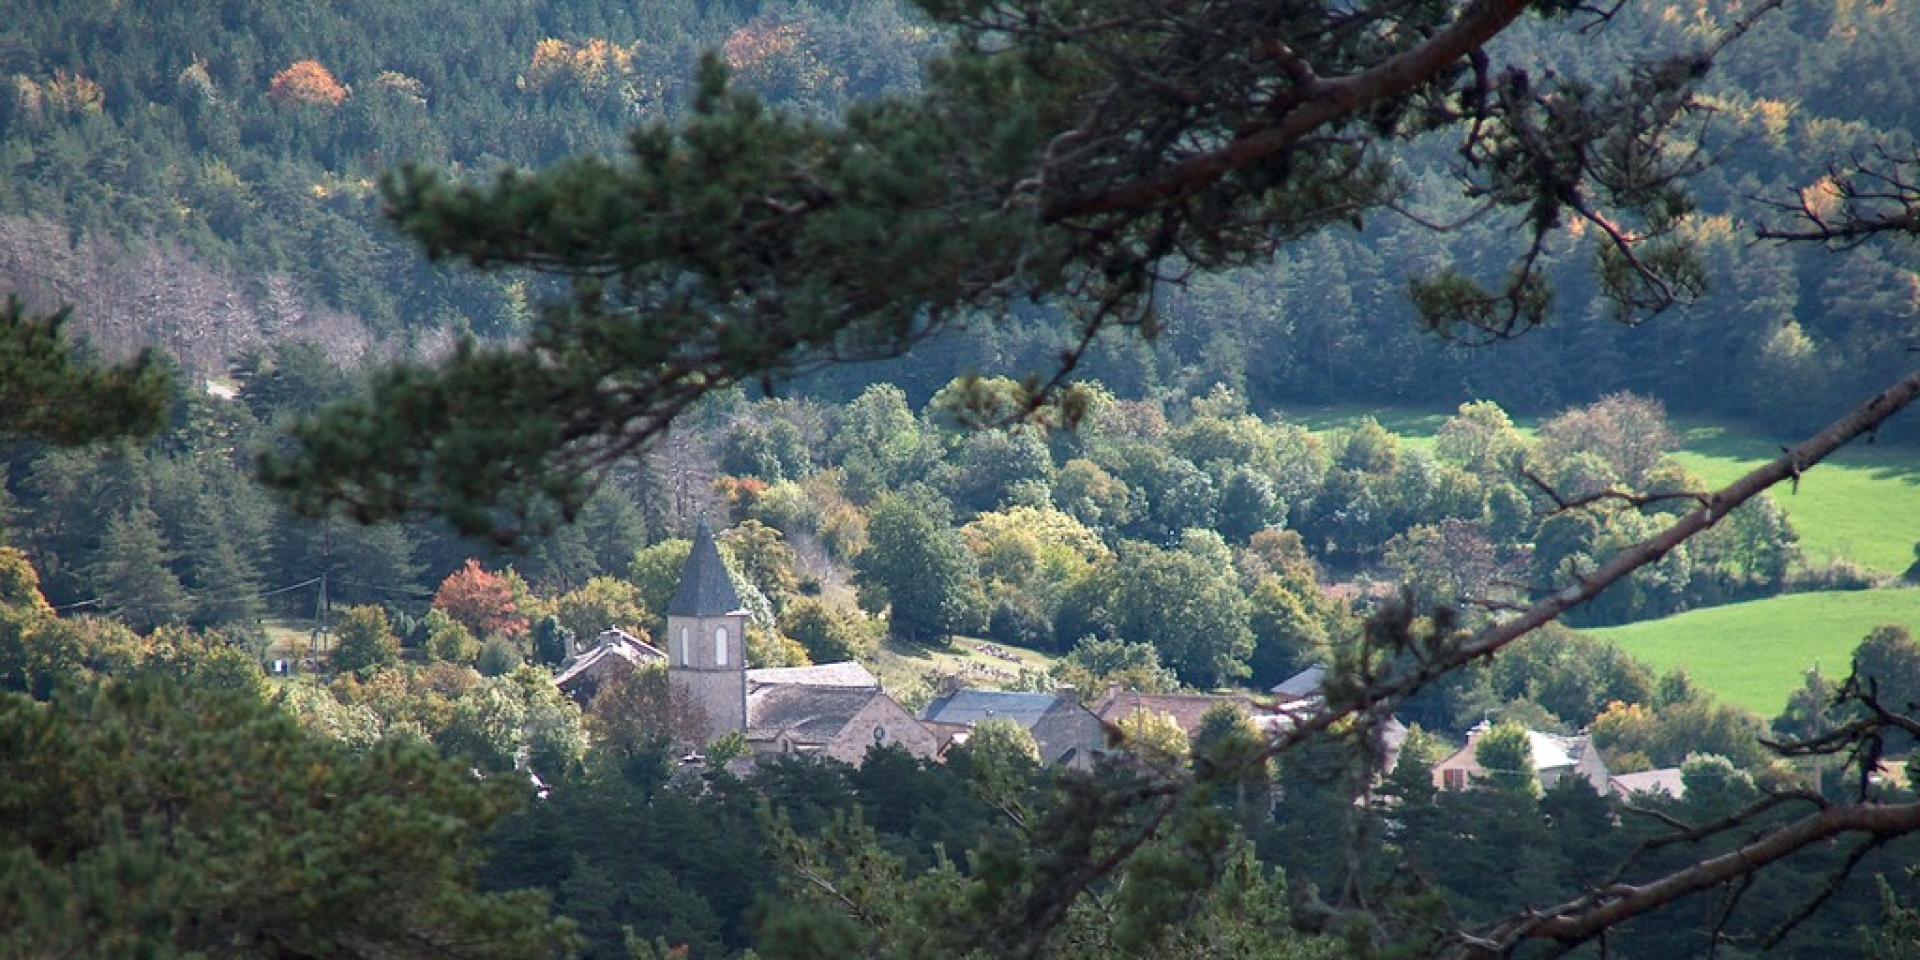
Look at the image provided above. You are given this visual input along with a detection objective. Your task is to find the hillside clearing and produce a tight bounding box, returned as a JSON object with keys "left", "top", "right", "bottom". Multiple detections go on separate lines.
{"left": 867, "top": 636, "right": 1060, "bottom": 706}
{"left": 1586, "top": 588, "right": 1920, "bottom": 716}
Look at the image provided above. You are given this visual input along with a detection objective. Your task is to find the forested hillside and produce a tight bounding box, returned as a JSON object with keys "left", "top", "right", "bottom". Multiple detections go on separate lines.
{"left": 3, "top": 0, "right": 1919, "bottom": 441}
{"left": 0, "top": 0, "right": 933, "bottom": 367}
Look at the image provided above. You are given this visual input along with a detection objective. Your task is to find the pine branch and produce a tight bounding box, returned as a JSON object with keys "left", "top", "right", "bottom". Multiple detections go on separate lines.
{"left": 1261, "top": 365, "right": 1920, "bottom": 760}
{"left": 1041, "top": 0, "right": 1537, "bottom": 220}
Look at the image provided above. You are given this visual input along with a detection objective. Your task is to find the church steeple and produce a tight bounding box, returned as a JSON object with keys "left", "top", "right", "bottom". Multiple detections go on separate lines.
{"left": 667, "top": 517, "right": 744, "bottom": 618}
{"left": 666, "top": 517, "right": 749, "bottom": 743}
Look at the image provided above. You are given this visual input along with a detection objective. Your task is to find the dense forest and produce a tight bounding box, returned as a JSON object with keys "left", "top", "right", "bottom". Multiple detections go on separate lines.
{"left": 7, "top": 0, "right": 1920, "bottom": 956}
{"left": 2, "top": 0, "right": 1918, "bottom": 438}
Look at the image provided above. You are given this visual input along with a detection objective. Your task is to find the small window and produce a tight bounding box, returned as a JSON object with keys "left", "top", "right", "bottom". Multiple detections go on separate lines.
{"left": 1443, "top": 768, "right": 1466, "bottom": 791}
{"left": 715, "top": 625, "right": 729, "bottom": 666}
{"left": 678, "top": 626, "right": 690, "bottom": 666}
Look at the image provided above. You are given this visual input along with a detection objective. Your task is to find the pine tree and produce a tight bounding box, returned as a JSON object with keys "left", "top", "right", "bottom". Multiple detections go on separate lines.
{"left": 178, "top": 483, "right": 267, "bottom": 630}
{"left": 0, "top": 465, "right": 16, "bottom": 546}
{"left": 532, "top": 615, "right": 575, "bottom": 667}
{"left": 188, "top": 536, "right": 265, "bottom": 629}
{"left": 580, "top": 483, "right": 652, "bottom": 577}
{"left": 0, "top": 297, "right": 170, "bottom": 446}
{"left": 91, "top": 507, "right": 190, "bottom": 633}
{"left": 276, "top": 515, "right": 425, "bottom": 611}
{"left": 0, "top": 677, "right": 572, "bottom": 958}
{"left": 519, "top": 518, "right": 599, "bottom": 593}
{"left": 261, "top": 0, "right": 1721, "bottom": 536}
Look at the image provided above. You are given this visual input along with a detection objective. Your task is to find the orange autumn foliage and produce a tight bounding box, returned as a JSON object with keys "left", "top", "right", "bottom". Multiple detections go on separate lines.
{"left": 523, "top": 38, "right": 636, "bottom": 94}
{"left": 712, "top": 475, "right": 769, "bottom": 520}
{"left": 269, "top": 60, "right": 348, "bottom": 109}
{"left": 721, "top": 20, "right": 807, "bottom": 73}
{"left": 43, "top": 70, "right": 105, "bottom": 115}
{"left": 432, "top": 559, "right": 529, "bottom": 640}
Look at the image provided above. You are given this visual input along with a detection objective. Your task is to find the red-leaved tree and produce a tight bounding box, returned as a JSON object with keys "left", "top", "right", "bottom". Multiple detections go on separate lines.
{"left": 431, "top": 560, "right": 528, "bottom": 641}
{"left": 268, "top": 60, "right": 348, "bottom": 109}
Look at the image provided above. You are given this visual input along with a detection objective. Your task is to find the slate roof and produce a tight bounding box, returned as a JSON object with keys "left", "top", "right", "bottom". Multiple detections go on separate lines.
{"left": 667, "top": 517, "right": 745, "bottom": 617}
{"left": 596, "top": 626, "right": 651, "bottom": 648}
{"left": 553, "top": 631, "right": 666, "bottom": 690}
{"left": 747, "top": 684, "right": 882, "bottom": 744}
{"left": 920, "top": 690, "right": 1062, "bottom": 729}
{"left": 1526, "top": 731, "right": 1591, "bottom": 771}
{"left": 1270, "top": 665, "right": 1327, "bottom": 701}
{"left": 1610, "top": 768, "right": 1686, "bottom": 800}
{"left": 1462, "top": 720, "right": 1592, "bottom": 772}
{"left": 1379, "top": 716, "right": 1410, "bottom": 770}
{"left": 1093, "top": 691, "right": 1258, "bottom": 737}
{"left": 748, "top": 661, "right": 878, "bottom": 690}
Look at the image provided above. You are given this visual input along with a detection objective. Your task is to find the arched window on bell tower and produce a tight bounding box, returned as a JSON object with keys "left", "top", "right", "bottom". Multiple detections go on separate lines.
{"left": 678, "top": 625, "right": 690, "bottom": 666}
{"left": 715, "top": 625, "right": 729, "bottom": 666}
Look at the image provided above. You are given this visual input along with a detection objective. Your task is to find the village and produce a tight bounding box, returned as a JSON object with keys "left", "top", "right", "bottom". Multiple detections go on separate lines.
{"left": 552, "top": 519, "right": 1688, "bottom": 803}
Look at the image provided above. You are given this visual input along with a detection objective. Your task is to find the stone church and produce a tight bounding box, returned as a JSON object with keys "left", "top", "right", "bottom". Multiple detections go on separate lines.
{"left": 665, "top": 519, "right": 937, "bottom": 765}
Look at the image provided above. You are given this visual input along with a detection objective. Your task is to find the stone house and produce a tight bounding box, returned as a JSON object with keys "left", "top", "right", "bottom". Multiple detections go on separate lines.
{"left": 554, "top": 628, "right": 667, "bottom": 705}
{"left": 1092, "top": 690, "right": 1263, "bottom": 739}
{"left": 1609, "top": 768, "right": 1685, "bottom": 800}
{"left": 920, "top": 689, "right": 1108, "bottom": 768}
{"left": 650, "top": 518, "right": 928, "bottom": 768}
{"left": 1269, "top": 664, "right": 1327, "bottom": 708}
{"left": 1433, "top": 722, "right": 1612, "bottom": 794}
{"left": 748, "top": 684, "right": 939, "bottom": 763}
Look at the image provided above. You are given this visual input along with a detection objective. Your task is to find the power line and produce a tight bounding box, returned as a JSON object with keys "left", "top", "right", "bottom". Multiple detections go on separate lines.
{"left": 50, "top": 575, "right": 325, "bottom": 614}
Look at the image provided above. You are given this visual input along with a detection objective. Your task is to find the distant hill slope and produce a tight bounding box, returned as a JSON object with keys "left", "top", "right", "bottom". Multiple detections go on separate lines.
{"left": 5, "top": 0, "right": 1920, "bottom": 448}
{"left": 1589, "top": 588, "right": 1920, "bottom": 716}
{"left": 0, "top": 0, "right": 932, "bottom": 370}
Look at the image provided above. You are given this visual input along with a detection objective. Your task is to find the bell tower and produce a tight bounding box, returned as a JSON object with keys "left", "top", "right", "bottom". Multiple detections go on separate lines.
{"left": 666, "top": 518, "right": 749, "bottom": 743}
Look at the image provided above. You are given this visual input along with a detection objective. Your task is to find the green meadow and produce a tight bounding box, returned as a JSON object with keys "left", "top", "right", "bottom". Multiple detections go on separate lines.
{"left": 1286, "top": 404, "right": 1920, "bottom": 713}
{"left": 1669, "top": 423, "right": 1920, "bottom": 576}
{"left": 1585, "top": 588, "right": 1920, "bottom": 716}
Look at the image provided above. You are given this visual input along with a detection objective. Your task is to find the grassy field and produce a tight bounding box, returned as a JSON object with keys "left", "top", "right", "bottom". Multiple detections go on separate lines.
{"left": 1280, "top": 404, "right": 1455, "bottom": 453}
{"left": 1284, "top": 404, "right": 1920, "bottom": 577}
{"left": 867, "top": 636, "right": 1061, "bottom": 702}
{"left": 1669, "top": 422, "right": 1920, "bottom": 576}
{"left": 1586, "top": 588, "right": 1920, "bottom": 716}
{"left": 1282, "top": 403, "right": 1920, "bottom": 712}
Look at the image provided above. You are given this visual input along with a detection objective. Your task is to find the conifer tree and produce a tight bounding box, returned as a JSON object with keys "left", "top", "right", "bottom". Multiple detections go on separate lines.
{"left": 179, "top": 485, "right": 267, "bottom": 629}
{"left": 90, "top": 506, "right": 190, "bottom": 633}
{"left": 260, "top": 0, "right": 1731, "bottom": 535}
{"left": 532, "top": 615, "right": 575, "bottom": 667}
{"left": 579, "top": 483, "right": 652, "bottom": 577}
{"left": 0, "top": 297, "right": 170, "bottom": 446}
{"left": 0, "top": 677, "right": 571, "bottom": 958}
{"left": 188, "top": 536, "right": 266, "bottom": 629}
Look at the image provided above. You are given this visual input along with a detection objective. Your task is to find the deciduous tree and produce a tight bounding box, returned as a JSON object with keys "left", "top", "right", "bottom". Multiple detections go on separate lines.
{"left": 855, "top": 496, "right": 981, "bottom": 645}
{"left": 435, "top": 559, "right": 530, "bottom": 641}
{"left": 331, "top": 603, "right": 399, "bottom": 675}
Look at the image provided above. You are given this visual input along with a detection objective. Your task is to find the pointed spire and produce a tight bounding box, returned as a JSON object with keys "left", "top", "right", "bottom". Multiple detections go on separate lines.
{"left": 667, "top": 516, "right": 744, "bottom": 617}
